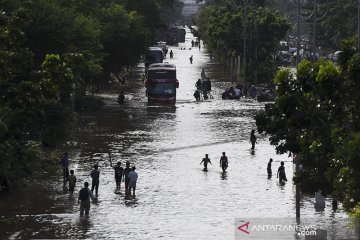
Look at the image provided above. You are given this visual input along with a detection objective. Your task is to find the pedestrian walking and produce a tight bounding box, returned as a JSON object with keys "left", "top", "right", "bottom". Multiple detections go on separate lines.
{"left": 170, "top": 50, "right": 174, "bottom": 59}
{"left": 267, "top": 158, "right": 273, "bottom": 178}
{"left": 60, "top": 152, "right": 70, "bottom": 184}
{"left": 277, "top": 161, "right": 287, "bottom": 183}
{"left": 90, "top": 164, "right": 100, "bottom": 195}
{"left": 250, "top": 129, "right": 257, "bottom": 150}
{"left": 220, "top": 152, "right": 228, "bottom": 172}
{"left": 68, "top": 170, "right": 77, "bottom": 194}
{"left": 78, "top": 182, "right": 96, "bottom": 216}
{"left": 128, "top": 166, "right": 138, "bottom": 196}
{"left": 200, "top": 154, "right": 212, "bottom": 171}
{"left": 123, "top": 161, "right": 132, "bottom": 193}
{"left": 189, "top": 55, "right": 193, "bottom": 64}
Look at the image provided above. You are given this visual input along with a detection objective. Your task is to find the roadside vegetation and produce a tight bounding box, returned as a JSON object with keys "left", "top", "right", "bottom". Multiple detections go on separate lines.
{"left": 198, "top": 0, "right": 360, "bottom": 214}
{"left": 0, "top": 0, "right": 183, "bottom": 191}
{"left": 197, "top": 0, "right": 290, "bottom": 83}
{"left": 256, "top": 37, "right": 360, "bottom": 213}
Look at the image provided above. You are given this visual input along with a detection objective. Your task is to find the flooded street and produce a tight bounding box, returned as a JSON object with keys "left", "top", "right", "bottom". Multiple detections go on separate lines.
{"left": 0, "top": 29, "right": 353, "bottom": 239}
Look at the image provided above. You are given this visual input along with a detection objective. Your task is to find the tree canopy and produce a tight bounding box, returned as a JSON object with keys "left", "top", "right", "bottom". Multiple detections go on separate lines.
{"left": 197, "top": 0, "right": 290, "bottom": 83}
{"left": 0, "top": 0, "right": 181, "bottom": 187}
{"left": 255, "top": 37, "right": 360, "bottom": 210}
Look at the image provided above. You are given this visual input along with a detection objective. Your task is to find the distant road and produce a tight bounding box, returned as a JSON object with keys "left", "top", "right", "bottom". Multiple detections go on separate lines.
{"left": 181, "top": 0, "right": 201, "bottom": 16}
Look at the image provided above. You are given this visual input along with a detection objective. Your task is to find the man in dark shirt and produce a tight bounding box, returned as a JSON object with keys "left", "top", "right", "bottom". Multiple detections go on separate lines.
{"left": 60, "top": 152, "right": 70, "bottom": 184}
{"left": 123, "top": 161, "right": 132, "bottom": 193}
{"left": 220, "top": 152, "right": 228, "bottom": 172}
{"left": 78, "top": 182, "right": 95, "bottom": 216}
{"left": 113, "top": 162, "right": 123, "bottom": 189}
{"left": 91, "top": 164, "right": 100, "bottom": 195}
{"left": 267, "top": 158, "right": 273, "bottom": 178}
{"left": 277, "top": 161, "right": 287, "bottom": 183}
{"left": 200, "top": 154, "right": 212, "bottom": 171}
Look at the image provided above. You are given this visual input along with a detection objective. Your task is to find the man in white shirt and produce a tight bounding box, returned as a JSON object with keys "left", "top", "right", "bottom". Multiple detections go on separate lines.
{"left": 128, "top": 167, "right": 138, "bottom": 196}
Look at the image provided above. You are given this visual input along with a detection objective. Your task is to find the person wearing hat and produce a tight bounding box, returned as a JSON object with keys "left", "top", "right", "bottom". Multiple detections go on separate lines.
{"left": 90, "top": 164, "right": 100, "bottom": 195}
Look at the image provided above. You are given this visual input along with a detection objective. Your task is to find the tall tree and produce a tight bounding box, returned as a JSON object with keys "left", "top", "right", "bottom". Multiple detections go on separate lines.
{"left": 255, "top": 37, "right": 360, "bottom": 210}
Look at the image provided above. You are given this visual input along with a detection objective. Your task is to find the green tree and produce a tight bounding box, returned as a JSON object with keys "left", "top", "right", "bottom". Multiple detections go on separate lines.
{"left": 198, "top": 1, "right": 289, "bottom": 83}
{"left": 255, "top": 37, "right": 360, "bottom": 210}
{"left": 100, "top": 4, "right": 150, "bottom": 80}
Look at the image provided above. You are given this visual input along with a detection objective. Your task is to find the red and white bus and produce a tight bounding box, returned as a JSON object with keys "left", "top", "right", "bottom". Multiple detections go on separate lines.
{"left": 145, "top": 63, "right": 179, "bottom": 105}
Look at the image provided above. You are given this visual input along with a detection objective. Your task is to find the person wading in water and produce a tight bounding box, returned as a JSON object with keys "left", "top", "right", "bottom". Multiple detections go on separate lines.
{"left": 123, "top": 161, "right": 132, "bottom": 193}
{"left": 267, "top": 158, "right": 273, "bottom": 178}
{"left": 220, "top": 152, "right": 228, "bottom": 172}
{"left": 277, "top": 161, "right": 287, "bottom": 183}
{"left": 200, "top": 154, "right": 212, "bottom": 171}
{"left": 250, "top": 130, "right": 257, "bottom": 150}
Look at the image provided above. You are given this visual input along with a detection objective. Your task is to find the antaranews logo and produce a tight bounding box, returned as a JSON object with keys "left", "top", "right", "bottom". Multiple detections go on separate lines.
{"left": 235, "top": 218, "right": 358, "bottom": 240}
{"left": 234, "top": 219, "right": 321, "bottom": 239}
{"left": 237, "top": 222, "right": 317, "bottom": 235}
{"left": 238, "top": 222, "right": 250, "bottom": 235}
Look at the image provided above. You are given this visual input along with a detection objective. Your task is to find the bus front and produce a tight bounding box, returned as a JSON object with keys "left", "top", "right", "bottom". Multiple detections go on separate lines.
{"left": 145, "top": 65, "right": 179, "bottom": 105}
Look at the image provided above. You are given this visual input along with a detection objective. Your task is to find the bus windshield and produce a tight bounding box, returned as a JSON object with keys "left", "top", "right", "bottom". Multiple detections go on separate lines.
{"left": 148, "top": 70, "right": 176, "bottom": 79}
{"left": 149, "top": 82, "right": 175, "bottom": 95}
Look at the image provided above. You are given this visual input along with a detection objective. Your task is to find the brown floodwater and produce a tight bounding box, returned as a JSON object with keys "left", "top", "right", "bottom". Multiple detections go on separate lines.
{"left": 0, "top": 28, "right": 356, "bottom": 240}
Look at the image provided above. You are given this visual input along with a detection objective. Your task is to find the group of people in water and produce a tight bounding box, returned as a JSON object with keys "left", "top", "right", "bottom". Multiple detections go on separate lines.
{"left": 191, "top": 68, "right": 261, "bottom": 101}
{"left": 221, "top": 84, "right": 258, "bottom": 100}
{"left": 194, "top": 69, "right": 212, "bottom": 101}
{"left": 60, "top": 152, "right": 138, "bottom": 216}
{"left": 267, "top": 158, "right": 288, "bottom": 183}
{"left": 200, "top": 130, "right": 287, "bottom": 184}
{"left": 200, "top": 152, "right": 229, "bottom": 172}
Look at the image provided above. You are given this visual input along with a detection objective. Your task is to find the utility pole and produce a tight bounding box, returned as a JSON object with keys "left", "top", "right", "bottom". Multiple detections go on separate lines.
{"left": 294, "top": 0, "right": 304, "bottom": 69}
{"left": 358, "top": 0, "right": 360, "bottom": 50}
{"left": 310, "top": 0, "right": 329, "bottom": 64}
{"left": 243, "top": 0, "right": 247, "bottom": 85}
{"left": 312, "top": 0, "right": 317, "bottom": 63}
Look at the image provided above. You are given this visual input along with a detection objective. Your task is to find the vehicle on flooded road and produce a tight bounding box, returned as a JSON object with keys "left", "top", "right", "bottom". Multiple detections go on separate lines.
{"left": 145, "top": 63, "right": 179, "bottom": 105}
{"left": 145, "top": 47, "right": 164, "bottom": 72}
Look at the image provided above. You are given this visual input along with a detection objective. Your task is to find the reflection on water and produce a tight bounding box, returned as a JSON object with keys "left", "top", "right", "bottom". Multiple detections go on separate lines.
{"left": 0, "top": 28, "right": 355, "bottom": 240}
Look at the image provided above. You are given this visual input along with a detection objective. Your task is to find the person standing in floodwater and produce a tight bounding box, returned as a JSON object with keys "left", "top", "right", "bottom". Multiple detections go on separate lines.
{"left": 267, "top": 158, "right": 273, "bottom": 178}
{"left": 200, "top": 154, "right": 212, "bottom": 171}
{"left": 189, "top": 55, "right": 193, "bottom": 64}
{"left": 60, "top": 152, "right": 70, "bottom": 184}
{"left": 220, "top": 152, "right": 228, "bottom": 172}
{"left": 123, "top": 161, "right": 132, "bottom": 193}
{"left": 128, "top": 166, "right": 138, "bottom": 196}
{"left": 277, "top": 161, "right": 287, "bottom": 183}
{"left": 110, "top": 161, "right": 123, "bottom": 190}
{"left": 250, "top": 130, "right": 257, "bottom": 150}
{"left": 68, "top": 170, "right": 77, "bottom": 194}
{"left": 91, "top": 164, "right": 100, "bottom": 195}
{"left": 78, "top": 182, "right": 96, "bottom": 216}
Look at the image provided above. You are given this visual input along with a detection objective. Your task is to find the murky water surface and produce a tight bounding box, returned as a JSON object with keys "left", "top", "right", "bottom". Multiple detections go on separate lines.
{"left": 0, "top": 29, "right": 353, "bottom": 240}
